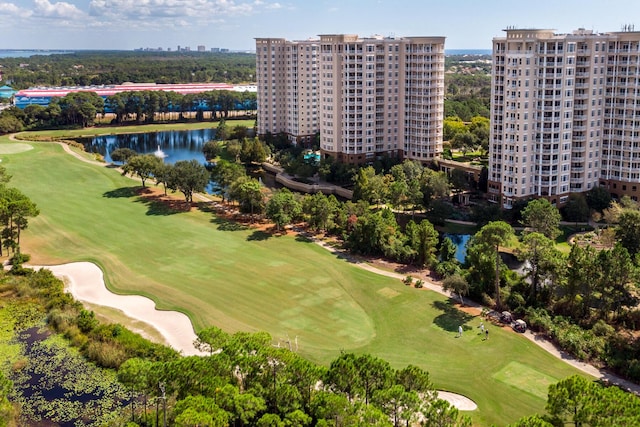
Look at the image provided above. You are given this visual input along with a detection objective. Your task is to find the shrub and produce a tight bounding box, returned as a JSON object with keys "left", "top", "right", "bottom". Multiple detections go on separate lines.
{"left": 403, "top": 275, "right": 413, "bottom": 286}
{"left": 9, "top": 264, "right": 32, "bottom": 276}
{"left": 76, "top": 309, "right": 98, "bottom": 333}
{"left": 525, "top": 309, "right": 608, "bottom": 362}
{"left": 64, "top": 140, "right": 86, "bottom": 150}
{"left": 481, "top": 293, "right": 495, "bottom": 309}
{"left": 415, "top": 279, "right": 424, "bottom": 288}
{"left": 435, "top": 261, "right": 460, "bottom": 278}
{"left": 592, "top": 319, "right": 615, "bottom": 337}
{"left": 525, "top": 307, "right": 554, "bottom": 333}
{"left": 505, "top": 291, "right": 526, "bottom": 315}
{"left": 619, "top": 309, "right": 640, "bottom": 331}
{"left": 9, "top": 252, "right": 30, "bottom": 265}
{"left": 623, "top": 359, "right": 640, "bottom": 382}
{"left": 48, "top": 308, "right": 76, "bottom": 332}
{"left": 85, "top": 340, "right": 128, "bottom": 369}
{"left": 64, "top": 325, "right": 89, "bottom": 349}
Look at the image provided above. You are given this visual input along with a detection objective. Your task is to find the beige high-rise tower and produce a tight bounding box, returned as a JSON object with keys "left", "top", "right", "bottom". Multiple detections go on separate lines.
{"left": 256, "top": 34, "right": 445, "bottom": 164}
{"left": 489, "top": 27, "right": 640, "bottom": 208}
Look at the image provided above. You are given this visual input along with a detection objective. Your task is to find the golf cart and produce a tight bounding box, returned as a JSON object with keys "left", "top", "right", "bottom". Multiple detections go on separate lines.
{"left": 500, "top": 311, "right": 513, "bottom": 324}
{"left": 512, "top": 319, "right": 527, "bottom": 333}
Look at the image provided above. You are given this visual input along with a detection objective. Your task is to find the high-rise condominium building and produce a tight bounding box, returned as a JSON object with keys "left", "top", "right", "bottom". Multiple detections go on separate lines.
{"left": 489, "top": 27, "right": 640, "bottom": 208}
{"left": 255, "top": 34, "right": 445, "bottom": 164}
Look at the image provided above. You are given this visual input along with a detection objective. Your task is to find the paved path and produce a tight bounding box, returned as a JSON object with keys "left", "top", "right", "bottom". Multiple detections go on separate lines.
{"left": 8, "top": 133, "right": 640, "bottom": 395}
{"left": 312, "top": 238, "right": 640, "bottom": 395}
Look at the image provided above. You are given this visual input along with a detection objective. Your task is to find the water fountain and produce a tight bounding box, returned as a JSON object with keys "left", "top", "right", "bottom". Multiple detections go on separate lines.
{"left": 154, "top": 145, "right": 167, "bottom": 159}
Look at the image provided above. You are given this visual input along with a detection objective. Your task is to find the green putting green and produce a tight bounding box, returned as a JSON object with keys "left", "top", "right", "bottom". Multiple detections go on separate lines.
{"left": 493, "top": 361, "right": 557, "bottom": 400}
{"left": 0, "top": 134, "right": 591, "bottom": 425}
{"left": 0, "top": 142, "right": 32, "bottom": 154}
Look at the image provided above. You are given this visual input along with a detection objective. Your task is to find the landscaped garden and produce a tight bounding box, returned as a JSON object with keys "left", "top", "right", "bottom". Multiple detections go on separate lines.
{"left": 0, "top": 131, "right": 591, "bottom": 425}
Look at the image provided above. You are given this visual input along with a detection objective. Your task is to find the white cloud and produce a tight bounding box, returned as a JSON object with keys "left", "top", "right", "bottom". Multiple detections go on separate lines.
{"left": 0, "top": 2, "right": 33, "bottom": 18}
{"left": 88, "top": 0, "right": 279, "bottom": 20}
{"left": 33, "top": 0, "right": 85, "bottom": 19}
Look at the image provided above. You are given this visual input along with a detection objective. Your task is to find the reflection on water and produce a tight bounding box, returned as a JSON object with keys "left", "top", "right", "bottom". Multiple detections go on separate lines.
{"left": 442, "top": 233, "right": 471, "bottom": 264}
{"left": 441, "top": 233, "right": 525, "bottom": 271}
{"left": 13, "top": 326, "right": 128, "bottom": 426}
{"left": 79, "top": 129, "right": 276, "bottom": 195}
{"left": 80, "top": 128, "right": 216, "bottom": 164}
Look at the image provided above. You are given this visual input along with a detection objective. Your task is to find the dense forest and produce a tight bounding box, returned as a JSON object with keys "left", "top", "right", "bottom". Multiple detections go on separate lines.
{"left": 444, "top": 56, "right": 491, "bottom": 121}
{"left": 0, "top": 51, "right": 256, "bottom": 89}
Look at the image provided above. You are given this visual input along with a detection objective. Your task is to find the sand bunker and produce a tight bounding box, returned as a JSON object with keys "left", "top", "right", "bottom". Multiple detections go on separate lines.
{"left": 33, "top": 262, "right": 480, "bottom": 409}
{"left": 437, "top": 391, "right": 478, "bottom": 411}
{"left": 32, "top": 262, "right": 204, "bottom": 356}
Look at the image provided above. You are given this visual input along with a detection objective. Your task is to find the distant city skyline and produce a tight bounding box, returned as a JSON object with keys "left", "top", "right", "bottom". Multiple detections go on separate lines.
{"left": 1, "top": 0, "right": 639, "bottom": 51}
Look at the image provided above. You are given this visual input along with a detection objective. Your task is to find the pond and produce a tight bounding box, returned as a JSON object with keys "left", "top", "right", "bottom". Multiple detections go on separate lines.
{"left": 78, "top": 128, "right": 217, "bottom": 164}
{"left": 442, "top": 233, "right": 471, "bottom": 264}
{"left": 13, "top": 326, "right": 128, "bottom": 426}
{"left": 77, "top": 128, "right": 277, "bottom": 194}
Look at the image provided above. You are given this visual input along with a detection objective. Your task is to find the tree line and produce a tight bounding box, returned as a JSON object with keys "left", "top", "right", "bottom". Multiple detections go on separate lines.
{"left": 0, "top": 89, "right": 257, "bottom": 134}
{"left": 1, "top": 51, "right": 256, "bottom": 89}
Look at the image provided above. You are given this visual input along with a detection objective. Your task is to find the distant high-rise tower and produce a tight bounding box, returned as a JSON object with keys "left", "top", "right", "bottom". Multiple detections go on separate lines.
{"left": 489, "top": 27, "right": 640, "bottom": 207}
{"left": 255, "top": 34, "right": 445, "bottom": 164}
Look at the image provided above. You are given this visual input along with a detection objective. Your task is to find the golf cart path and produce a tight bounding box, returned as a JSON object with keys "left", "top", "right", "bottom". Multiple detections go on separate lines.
{"left": 312, "top": 239, "right": 640, "bottom": 395}
{"left": 7, "top": 134, "right": 640, "bottom": 396}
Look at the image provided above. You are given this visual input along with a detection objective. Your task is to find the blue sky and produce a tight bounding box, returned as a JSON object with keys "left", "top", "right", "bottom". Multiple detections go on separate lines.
{"left": 1, "top": 0, "right": 639, "bottom": 51}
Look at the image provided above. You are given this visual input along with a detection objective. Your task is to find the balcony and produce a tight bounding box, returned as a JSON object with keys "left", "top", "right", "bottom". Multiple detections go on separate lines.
{"left": 540, "top": 148, "right": 560, "bottom": 155}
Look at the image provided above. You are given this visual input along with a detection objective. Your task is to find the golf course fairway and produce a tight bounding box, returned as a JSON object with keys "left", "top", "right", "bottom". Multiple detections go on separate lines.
{"left": 0, "top": 134, "right": 590, "bottom": 425}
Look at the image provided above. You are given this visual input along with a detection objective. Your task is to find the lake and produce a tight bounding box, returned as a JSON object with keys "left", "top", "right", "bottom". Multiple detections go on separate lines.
{"left": 79, "top": 128, "right": 217, "bottom": 164}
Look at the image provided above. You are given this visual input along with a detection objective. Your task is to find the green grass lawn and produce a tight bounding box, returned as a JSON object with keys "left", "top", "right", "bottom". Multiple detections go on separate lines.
{"left": 0, "top": 134, "right": 591, "bottom": 425}
{"left": 15, "top": 119, "right": 255, "bottom": 140}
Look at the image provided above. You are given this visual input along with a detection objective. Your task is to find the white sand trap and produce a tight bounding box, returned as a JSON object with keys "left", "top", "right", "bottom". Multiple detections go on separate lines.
{"left": 32, "top": 262, "right": 204, "bottom": 356}
{"left": 437, "top": 391, "right": 478, "bottom": 411}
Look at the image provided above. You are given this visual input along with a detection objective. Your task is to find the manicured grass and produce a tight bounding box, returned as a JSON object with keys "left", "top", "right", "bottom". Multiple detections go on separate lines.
{"left": 440, "top": 221, "right": 479, "bottom": 235}
{"left": 493, "top": 361, "right": 558, "bottom": 400}
{"left": 15, "top": 119, "right": 255, "bottom": 140}
{"left": 0, "top": 134, "right": 591, "bottom": 425}
{"left": 0, "top": 142, "right": 33, "bottom": 154}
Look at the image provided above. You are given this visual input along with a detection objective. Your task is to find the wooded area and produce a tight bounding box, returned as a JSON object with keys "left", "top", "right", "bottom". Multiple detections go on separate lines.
{"left": 0, "top": 51, "right": 256, "bottom": 89}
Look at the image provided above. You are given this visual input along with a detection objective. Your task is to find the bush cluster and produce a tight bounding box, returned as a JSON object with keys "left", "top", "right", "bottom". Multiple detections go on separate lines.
{"left": 15, "top": 268, "right": 179, "bottom": 369}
